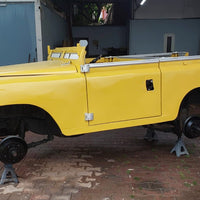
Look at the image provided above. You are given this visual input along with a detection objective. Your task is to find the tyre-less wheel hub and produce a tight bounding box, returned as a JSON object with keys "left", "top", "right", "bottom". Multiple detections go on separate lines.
{"left": 0, "top": 136, "right": 27, "bottom": 164}
{"left": 184, "top": 116, "right": 200, "bottom": 138}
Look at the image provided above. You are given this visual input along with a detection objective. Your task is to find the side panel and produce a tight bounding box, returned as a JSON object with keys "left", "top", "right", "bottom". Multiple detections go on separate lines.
{"left": 0, "top": 2, "right": 37, "bottom": 65}
{"left": 0, "top": 59, "right": 199, "bottom": 137}
{"left": 85, "top": 63, "right": 161, "bottom": 125}
{"left": 0, "top": 72, "right": 88, "bottom": 135}
{"left": 160, "top": 59, "right": 200, "bottom": 119}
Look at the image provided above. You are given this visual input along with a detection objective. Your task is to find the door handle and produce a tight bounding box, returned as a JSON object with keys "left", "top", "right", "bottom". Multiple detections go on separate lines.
{"left": 146, "top": 79, "right": 154, "bottom": 91}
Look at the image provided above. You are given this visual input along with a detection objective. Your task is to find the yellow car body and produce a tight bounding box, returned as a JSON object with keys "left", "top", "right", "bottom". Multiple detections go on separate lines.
{"left": 0, "top": 42, "right": 200, "bottom": 137}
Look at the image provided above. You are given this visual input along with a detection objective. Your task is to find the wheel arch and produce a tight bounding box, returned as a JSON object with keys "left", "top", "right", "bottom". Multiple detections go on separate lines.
{"left": 175, "top": 87, "right": 200, "bottom": 133}
{"left": 0, "top": 104, "right": 63, "bottom": 137}
{"left": 179, "top": 87, "right": 200, "bottom": 111}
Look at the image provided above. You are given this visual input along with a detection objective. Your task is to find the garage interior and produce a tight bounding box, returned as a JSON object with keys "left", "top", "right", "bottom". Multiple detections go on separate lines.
{"left": 0, "top": 0, "right": 200, "bottom": 66}
{"left": 0, "top": 1, "right": 200, "bottom": 200}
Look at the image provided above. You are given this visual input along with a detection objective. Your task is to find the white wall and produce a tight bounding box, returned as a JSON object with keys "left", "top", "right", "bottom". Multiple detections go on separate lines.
{"left": 72, "top": 26, "right": 128, "bottom": 56}
{"left": 135, "top": 0, "right": 200, "bottom": 19}
{"left": 129, "top": 19, "right": 200, "bottom": 55}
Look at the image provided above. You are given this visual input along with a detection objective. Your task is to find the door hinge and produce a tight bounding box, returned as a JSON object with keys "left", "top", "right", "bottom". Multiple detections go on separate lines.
{"left": 81, "top": 64, "right": 90, "bottom": 73}
{"left": 85, "top": 113, "right": 94, "bottom": 121}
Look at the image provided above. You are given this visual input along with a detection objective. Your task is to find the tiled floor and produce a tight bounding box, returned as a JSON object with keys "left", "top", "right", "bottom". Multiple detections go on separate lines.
{"left": 0, "top": 127, "right": 200, "bottom": 200}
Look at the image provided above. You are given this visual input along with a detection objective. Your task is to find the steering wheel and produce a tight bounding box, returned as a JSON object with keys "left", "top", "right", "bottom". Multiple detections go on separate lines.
{"left": 90, "top": 55, "right": 102, "bottom": 63}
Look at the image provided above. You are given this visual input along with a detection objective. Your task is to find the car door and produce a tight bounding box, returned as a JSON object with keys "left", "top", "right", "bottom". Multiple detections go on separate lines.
{"left": 84, "top": 60, "right": 161, "bottom": 125}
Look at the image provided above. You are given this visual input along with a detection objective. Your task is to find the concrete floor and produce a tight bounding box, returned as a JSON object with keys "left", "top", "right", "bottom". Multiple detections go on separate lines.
{"left": 0, "top": 127, "right": 200, "bottom": 200}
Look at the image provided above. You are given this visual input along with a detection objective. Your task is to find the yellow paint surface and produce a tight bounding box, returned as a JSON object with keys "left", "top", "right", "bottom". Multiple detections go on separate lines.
{"left": 0, "top": 43, "right": 199, "bottom": 136}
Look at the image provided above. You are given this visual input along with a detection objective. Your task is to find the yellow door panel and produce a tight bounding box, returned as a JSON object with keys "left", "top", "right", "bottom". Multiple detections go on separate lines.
{"left": 86, "top": 63, "right": 161, "bottom": 125}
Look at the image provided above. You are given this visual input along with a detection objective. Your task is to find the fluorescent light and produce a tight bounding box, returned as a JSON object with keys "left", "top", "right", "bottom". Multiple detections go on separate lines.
{"left": 140, "top": 0, "right": 147, "bottom": 5}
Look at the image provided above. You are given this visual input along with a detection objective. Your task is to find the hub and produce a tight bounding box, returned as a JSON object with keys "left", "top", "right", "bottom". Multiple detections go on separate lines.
{"left": 184, "top": 116, "right": 200, "bottom": 138}
{"left": 0, "top": 136, "right": 27, "bottom": 164}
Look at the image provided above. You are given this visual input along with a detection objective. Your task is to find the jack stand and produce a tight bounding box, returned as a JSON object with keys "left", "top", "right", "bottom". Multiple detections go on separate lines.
{"left": 144, "top": 128, "right": 158, "bottom": 142}
{"left": 170, "top": 138, "right": 189, "bottom": 157}
{"left": 0, "top": 164, "right": 19, "bottom": 184}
